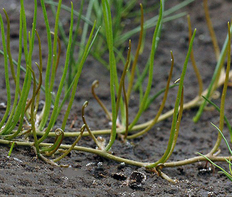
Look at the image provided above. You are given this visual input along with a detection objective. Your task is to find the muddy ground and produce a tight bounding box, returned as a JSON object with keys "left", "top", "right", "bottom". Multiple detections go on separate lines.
{"left": 0, "top": 0, "right": 232, "bottom": 196}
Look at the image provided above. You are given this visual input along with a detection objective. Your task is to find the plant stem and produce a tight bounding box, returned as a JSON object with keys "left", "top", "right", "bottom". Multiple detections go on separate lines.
{"left": 209, "top": 22, "right": 231, "bottom": 155}
{"left": 193, "top": 22, "right": 232, "bottom": 122}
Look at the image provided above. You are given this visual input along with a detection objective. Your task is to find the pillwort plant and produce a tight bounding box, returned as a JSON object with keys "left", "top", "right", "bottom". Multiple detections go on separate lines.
{"left": 0, "top": 0, "right": 232, "bottom": 182}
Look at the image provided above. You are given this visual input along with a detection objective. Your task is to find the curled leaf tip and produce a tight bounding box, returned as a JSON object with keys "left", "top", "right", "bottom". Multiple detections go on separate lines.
{"left": 174, "top": 78, "right": 180, "bottom": 84}
{"left": 92, "top": 80, "right": 99, "bottom": 88}
{"left": 55, "top": 128, "right": 64, "bottom": 136}
{"left": 83, "top": 101, "right": 89, "bottom": 108}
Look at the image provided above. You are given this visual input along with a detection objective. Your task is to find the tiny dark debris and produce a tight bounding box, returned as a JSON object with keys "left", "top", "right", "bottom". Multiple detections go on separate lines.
{"left": 92, "top": 166, "right": 108, "bottom": 179}
{"left": 111, "top": 172, "right": 127, "bottom": 181}
{"left": 127, "top": 171, "right": 146, "bottom": 190}
{"left": 197, "top": 166, "right": 213, "bottom": 176}
{"left": 177, "top": 167, "right": 185, "bottom": 175}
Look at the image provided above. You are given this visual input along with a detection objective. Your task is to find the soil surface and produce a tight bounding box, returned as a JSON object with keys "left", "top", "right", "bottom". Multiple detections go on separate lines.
{"left": 0, "top": 0, "right": 232, "bottom": 196}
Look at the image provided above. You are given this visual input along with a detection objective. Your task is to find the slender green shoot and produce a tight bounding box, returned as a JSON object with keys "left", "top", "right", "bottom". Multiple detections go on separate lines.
{"left": 209, "top": 22, "right": 231, "bottom": 155}
{"left": 3, "top": 9, "right": 17, "bottom": 88}
{"left": 187, "top": 15, "right": 203, "bottom": 96}
{"left": 203, "top": 0, "right": 220, "bottom": 60}
{"left": 5, "top": 32, "right": 43, "bottom": 140}
{"left": 77, "top": 0, "right": 94, "bottom": 63}
{"left": 38, "top": 2, "right": 74, "bottom": 143}
{"left": 0, "top": 14, "right": 11, "bottom": 129}
{"left": 198, "top": 152, "right": 232, "bottom": 181}
{"left": 51, "top": 25, "right": 100, "bottom": 125}
{"left": 115, "top": 0, "right": 194, "bottom": 46}
{"left": 211, "top": 123, "right": 232, "bottom": 156}
{"left": 102, "top": 0, "right": 118, "bottom": 151}
{"left": 60, "top": 22, "right": 98, "bottom": 130}
{"left": 193, "top": 19, "right": 232, "bottom": 123}
{"left": 127, "top": 51, "right": 175, "bottom": 139}
{"left": 39, "top": 0, "right": 56, "bottom": 130}
{"left": 0, "top": 0, "right": 37, "bottom": 135}
{"left": 128, "top": 0, "right": 164, "bottom": 131}
{"left": 25, "top": 62, "right": 42, "bottom": 113}
{"left": 122, "top": 73, "right": 129, "bottom": 141}
{"left": 202, "top": 96, "right": 232, "bottom": 141}
{"left": 147, "top": 29, "right": 196, "bottom": 168}
{"left": 49, "top": 0, "right": 62, "bottom": 92}
{"left": 165, "top": 87, "right": 184, "bottom": 161}
{"left": 28, "top": 66, "right": 40, "bottom": 156}
{"left": 144, "top": 83, "right": 179, "bottom": 110}
{"left": 34, "top": 30, "right": 43, "bottom": 113}
{"left": 67, "top": 0, "right": 85, "bottom": 89}
{"left": 8, "top": 142, "right": 16, "bottom": 157}
{"left": 115, "top": 40, "right": 131, "bottom": 119}
{"left": 126, "top": 3, "right": 144, "bottom": 102}
{"left": 2, "top": 6, "right": 22, "bottom": 134}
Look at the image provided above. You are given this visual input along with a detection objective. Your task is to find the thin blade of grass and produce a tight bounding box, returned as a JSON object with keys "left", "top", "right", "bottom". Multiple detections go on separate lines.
{"left": 67, "top": 0, "right": 85, "bottom": 89}
{"left": 3, "top": 9, "right": 17, "bottom": 87}
{"left": 187, "top": 15, "right": 203, "bottom": 96}
{"left": 38, "top": 2, "right": 74, "bottom": 144}
{"left": 144, "top": 83, "right": 179, "bottom": 110}
{"left": 202, "top": 96, "right": 232, "bottom": 141}
{"left": 60, "top": 22, "right": 98, "bottom": 129}
{"left": 115, "top": 0, "right": 194, "bottom": 45}
{"left": 0, "top": 14, "right": 11, "bottom": 130}
{"left": 198, "top": 152, "right": 232, "bottom": 181}
{"left": 39, "top": 0, "right": 55, "bottom": 130}
{"left": 128, "top": 0, "right": 164, "bottom": 131}
{"left": 127, "top": 3, "right": 144, "bottom": 102}
{"left": 193, "top": 22, "right": 232, "bottom": 123}
{"left": 1, "top": 0, "right": 37, "bottom": 134}
{"left": 55, "top": 25, "right": 100, "bottom": 122}
{"left": 102, "top": 0, "right": 118, "bottom": 151}
{"left": 147, "top": 29, "right": 196, "bottom": 168}
{"left": 116, "top": 40, "right": 131, "bottom": 119}
{"left": 127, "top": 51, "right": 175, "bottom": 139}
{"left": 211, "top": 123, "right": 232, "bottom": 156}
{"left": 209, "top": 22, "right": 231, "bottom": 155}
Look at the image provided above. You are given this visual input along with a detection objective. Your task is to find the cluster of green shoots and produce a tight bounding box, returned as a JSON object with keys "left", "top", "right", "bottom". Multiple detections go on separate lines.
{"left": 44, "top": 0, "right": 195, "bottom": 91}
{"left": 0, "top": 0, "right": 232, "bottom": 183}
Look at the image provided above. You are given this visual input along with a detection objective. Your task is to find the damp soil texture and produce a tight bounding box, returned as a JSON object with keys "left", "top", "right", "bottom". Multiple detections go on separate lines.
{"left": 0, "top": 0, "right": 232, "bottom": 196}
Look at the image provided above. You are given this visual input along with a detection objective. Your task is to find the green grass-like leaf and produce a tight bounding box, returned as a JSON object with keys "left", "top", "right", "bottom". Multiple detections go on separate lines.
{"left": 128, "top": 0, "right": 164, "bottom": 131}
{"left": 198, "top": 152, "right": 232, "bottom": 181}
{"left": 193, "top": 23, "right": 232, "bottom": 122}
{"left": 202, "top": 96, "right": 232, "bottom": 141}
{"left": 147, "top": 28, "right": 197, "bottom": 168}
{"left": 102, "top": 0, "right": 118, "bottom": 151}
{"left": 0, "top": 14, "right": 11, "bottom": 130}
{"left": 38, "top": 1, "right": 74, "bottom": 144}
